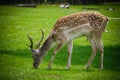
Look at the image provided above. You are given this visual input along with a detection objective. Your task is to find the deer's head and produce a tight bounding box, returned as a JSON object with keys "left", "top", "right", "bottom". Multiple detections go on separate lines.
{"left": 27, "top": 30, "right": 44, "bottom": 69}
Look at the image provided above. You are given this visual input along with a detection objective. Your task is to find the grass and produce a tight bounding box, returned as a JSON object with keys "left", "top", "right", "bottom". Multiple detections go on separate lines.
{"left": 0, "top": 5, "right": 120, "bottom": 80}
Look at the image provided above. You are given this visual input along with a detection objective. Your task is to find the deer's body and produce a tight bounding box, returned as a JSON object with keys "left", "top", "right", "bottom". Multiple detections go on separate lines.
{"left": 27, "top": 12, "right": 108, "bottom": 69}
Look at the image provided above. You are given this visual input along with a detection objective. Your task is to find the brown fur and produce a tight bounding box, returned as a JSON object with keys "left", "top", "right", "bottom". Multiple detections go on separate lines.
{"left": 53, "top": 12, "right": 108, "bottom": 32}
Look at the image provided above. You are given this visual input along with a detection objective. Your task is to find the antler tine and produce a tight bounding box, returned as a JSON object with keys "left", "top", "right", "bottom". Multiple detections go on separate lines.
{"left": 27, "top": 35, "right": 33, "bottom": 49}
{"left": 36, "top": 29, "right": 44, "bottom": 49}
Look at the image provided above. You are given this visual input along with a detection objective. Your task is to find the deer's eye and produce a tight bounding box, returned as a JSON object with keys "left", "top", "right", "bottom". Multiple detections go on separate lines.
{"left": 31, "top": 49, "right": 35, "bottom": 52}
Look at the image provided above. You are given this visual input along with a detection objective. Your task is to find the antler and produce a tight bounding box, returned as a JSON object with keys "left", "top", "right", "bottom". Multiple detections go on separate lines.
{"left": 36, "top": 29, "right": 44, "bottom": 49}
{"left": 27, "top": 35, "right": 33, "bottom": 49}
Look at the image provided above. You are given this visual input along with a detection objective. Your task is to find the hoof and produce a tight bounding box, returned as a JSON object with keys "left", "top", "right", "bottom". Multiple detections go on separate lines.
{"left": 85, "top": 66, "right": 90, "bottom": 70}
{"left": 66, "top": 67, "right": 70, "bottom": 70}
{"left": 100, "top": 65, "right": 103, "bottom": 70}
{"left": 100, "top": 67, "right": 103, "bottom": 70}
{"left": 48, "top": 66, "right": 52, "bottom": 69}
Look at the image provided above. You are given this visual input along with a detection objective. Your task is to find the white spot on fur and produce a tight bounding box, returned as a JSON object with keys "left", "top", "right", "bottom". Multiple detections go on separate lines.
{"left": 35, "top": 49, "right": 39, "bottom": 54}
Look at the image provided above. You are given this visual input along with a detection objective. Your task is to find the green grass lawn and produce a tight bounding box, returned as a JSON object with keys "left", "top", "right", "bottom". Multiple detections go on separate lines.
{"left": 0, "top": 5, "right": 120, "bottom": 80}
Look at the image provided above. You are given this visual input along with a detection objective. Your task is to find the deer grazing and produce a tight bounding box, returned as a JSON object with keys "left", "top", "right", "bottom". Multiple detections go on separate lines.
{"left": 27, "top": 12, "right": 108, "bottom": 69}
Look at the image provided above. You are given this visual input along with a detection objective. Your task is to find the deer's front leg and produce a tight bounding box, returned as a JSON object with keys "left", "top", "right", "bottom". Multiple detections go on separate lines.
{"left": 67, "top": 41, "right": 73, "bottom": 69}
{"left": 48, "top": 43, "right": 63, "bottom": 69}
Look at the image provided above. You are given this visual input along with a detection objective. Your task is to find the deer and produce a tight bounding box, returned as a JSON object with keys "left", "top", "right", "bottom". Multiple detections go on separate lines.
{"left": 27, "top": 12, "right": 108, "bottom": 70}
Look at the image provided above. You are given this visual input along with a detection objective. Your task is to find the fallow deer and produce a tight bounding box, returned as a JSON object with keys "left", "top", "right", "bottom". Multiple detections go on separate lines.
{"left": 27, "top": 12, "right": 108, "bottom": 69}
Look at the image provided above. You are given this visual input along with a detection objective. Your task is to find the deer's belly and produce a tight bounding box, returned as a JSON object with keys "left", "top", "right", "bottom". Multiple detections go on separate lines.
{"left": 54, "top": 23, "right": 92, "bottom": 42}
{"left": 63, "top": 23, "right": 92, "bottom": 41}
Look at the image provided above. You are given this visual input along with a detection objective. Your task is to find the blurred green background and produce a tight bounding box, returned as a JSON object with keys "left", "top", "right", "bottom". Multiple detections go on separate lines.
{"left": 0, "top": 4, "right": 120, "bottom": 80}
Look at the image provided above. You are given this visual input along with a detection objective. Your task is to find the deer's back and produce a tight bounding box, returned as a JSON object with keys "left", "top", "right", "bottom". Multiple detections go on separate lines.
{"left": 51, "top": 12, "right": 108, "bottom": 42}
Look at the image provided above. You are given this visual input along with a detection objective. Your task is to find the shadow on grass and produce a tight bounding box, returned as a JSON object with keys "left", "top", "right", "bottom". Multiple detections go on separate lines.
{"left": 0, "top": 45, "right": 120, "bottom": 71}
{"left": 37, "top": 68, "right": 96, "bottom": 73}
{"left": 0, "top": 49, "right": 31, "bottom": 58}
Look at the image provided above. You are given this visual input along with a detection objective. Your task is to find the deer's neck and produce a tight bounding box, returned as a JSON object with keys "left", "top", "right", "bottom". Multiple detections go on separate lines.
{"left": 40, "top": 36, "right": 55, "bottom": 56}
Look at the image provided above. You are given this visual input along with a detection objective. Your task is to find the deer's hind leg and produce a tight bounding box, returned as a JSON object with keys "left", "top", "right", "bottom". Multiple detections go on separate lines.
{"left": 95, "top": 38, "right": 104, "bottom": 69}
{"left": 86, "top": 35, "right": 104, "bottom": 69}
{"left": 86, "top": 36, "right": 97, "bottom": 69}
